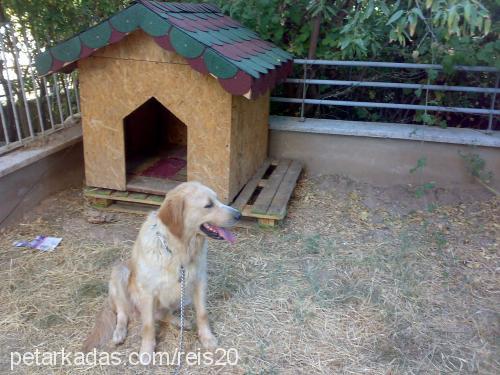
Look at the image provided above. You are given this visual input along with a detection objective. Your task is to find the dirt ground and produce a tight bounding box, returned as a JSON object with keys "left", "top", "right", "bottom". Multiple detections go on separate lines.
{"left": 0, "top": 176, "right": 498, "bottom": 374}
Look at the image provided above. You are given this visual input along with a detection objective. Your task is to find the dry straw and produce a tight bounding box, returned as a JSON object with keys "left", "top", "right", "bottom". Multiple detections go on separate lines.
{"left": 0, "top": 179, "right": 498, "bottom": 374}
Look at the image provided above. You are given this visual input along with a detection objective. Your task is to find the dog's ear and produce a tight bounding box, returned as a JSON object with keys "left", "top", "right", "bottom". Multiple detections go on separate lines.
{"left": 158, "top": 194, "right": 185, "bottom": 239}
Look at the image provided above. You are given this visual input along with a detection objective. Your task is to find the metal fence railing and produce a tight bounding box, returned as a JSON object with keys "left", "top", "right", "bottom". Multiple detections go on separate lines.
{"left": 0, "top": 23, "right": 79, "bottom": 155}
{"left": 271, "top": 59, "right": 500, "bottom": 132}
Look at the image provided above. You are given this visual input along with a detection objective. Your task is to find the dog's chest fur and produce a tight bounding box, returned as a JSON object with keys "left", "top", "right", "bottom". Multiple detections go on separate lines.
{"left": 131, "top": 213, "right": 207, "bottom": 311}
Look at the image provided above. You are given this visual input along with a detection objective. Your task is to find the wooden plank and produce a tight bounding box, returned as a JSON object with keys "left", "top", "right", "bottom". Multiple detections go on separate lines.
{"left": 170, "top": 174, "right": 187, "bottom": 182}
{"left": 89, "top": 197, "right": 113, "bottom": 208}
{"left": 242, "top": 205, "right": 282, "bottom": 220}
{"left": 93, "top": 188, "right": 112, "bottom": 196}
{"left": 111, "top": 190, "right": 129, "bottom": 198}
{"left": 258, "top": 218, "right": 277, "bottom": 227}
{"left": 129, "top": 192, "right": 148, "bottom": 200}
{"left": 251, "top": 160, "right": 291, "bottom": 214}
{"left": 127, "top": 175, "right": 181, "bottom": 195}
{"left": 84, "top": 187, "right": 99, "bottom": 193}
{"left": 147, "top": 195, "right": 165, "bottom": 203}
{"left": 94, "top": 201, "right": 156, "bottom": 215}
{"left": 233, "top": 217, "right": 259, "bottom": 229}
{"left": 231, "top": 159, "right": 272, "bottom": 211}
{"left": 266, "top": 161, "right": 302, "bottom": 218}
{"left": 85, "top": 191, "right": 161, "bottom": 206}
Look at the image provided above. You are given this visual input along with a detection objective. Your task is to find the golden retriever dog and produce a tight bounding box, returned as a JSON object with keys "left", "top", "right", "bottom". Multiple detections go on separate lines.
{"left": 82, "top": 181, "right": 241, "bottom": 364}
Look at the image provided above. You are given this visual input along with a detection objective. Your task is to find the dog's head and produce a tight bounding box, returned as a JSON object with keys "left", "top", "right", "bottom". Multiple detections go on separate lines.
{"left": 158, "top": 181, "right": 241, "bottom": 243}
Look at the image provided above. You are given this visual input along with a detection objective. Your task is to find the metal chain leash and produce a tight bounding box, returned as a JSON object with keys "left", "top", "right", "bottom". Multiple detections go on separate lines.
{"left": 173, "top": 265, "right": 185, "bottom": 375}
{"left": 155, "top": 227, "right": 185, "bottom": 375}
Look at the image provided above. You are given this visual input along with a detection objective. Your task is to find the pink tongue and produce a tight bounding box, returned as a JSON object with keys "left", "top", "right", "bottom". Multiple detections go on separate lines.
{"left": 216, "top": 227, "right": 236, "bottom": 244}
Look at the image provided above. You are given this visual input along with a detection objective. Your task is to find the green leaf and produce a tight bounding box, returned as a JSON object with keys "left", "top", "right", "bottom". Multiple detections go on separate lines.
{"left": 363, "top": 0, "right": 374, "bottom": 20}
{"left": 387, "top": 10, "right": 404, "bottom": 25}
{"left": 339, "top": 38, "right": 351, "bottom": 50}
{"left": 427, "top": 69, "right": 438, "bottom": 82}
{"left": 354, "top": 38, "right": 366, "bottom": 51}
{"left": 441, "top": 55, "right": 455, "bottom": 74}
{"left": 410, "top": 157, "right": 427, "bottom": 173}
{"left": 423, "top": 182, "right": 436, "bottom": 190}
{"left": 408, "top": 14, "right": 417, "bottom": 36}
{"left": 413, "top": 7, "right": 425, "bottom": 20}
{"left": 463, "top": 1, "right": 471, "bottom": 23}
{"left": 421, "top": 113, "right": 435, "bottom": 125}
{"left": 380, "top": 2, "right": 390, "bottom": 16}
{"left": 447, "top": 6, "right": 457, "bottom": 30}
{"left": 484, "top": 18, "right": 491, "bottom": 34}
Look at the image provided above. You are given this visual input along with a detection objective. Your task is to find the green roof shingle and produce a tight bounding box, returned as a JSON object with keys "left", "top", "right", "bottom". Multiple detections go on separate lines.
{"left": 35, "top": 0, "right": 293, "bottom": 97}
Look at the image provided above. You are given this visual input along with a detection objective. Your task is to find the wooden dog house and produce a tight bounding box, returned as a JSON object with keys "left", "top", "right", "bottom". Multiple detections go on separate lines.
{"left": 36, "top": 1, "right": 301, "bottom": 224}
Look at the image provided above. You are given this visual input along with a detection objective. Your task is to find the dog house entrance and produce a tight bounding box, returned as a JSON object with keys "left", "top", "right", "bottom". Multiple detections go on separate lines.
{"left": 124, "top": 97, "right": 187, "bottom": 195}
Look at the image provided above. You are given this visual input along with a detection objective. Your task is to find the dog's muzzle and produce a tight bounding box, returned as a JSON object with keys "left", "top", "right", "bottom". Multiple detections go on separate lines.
{"left": 199, "top": 206, "right": 241, "bottom": 243}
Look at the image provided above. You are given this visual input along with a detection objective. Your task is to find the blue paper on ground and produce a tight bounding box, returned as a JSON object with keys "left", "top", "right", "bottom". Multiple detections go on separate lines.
{"left": 14, "top": 236, "right": 62, "bottom": 252}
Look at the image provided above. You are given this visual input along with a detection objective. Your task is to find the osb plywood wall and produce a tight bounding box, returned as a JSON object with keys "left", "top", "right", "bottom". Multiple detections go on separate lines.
{"left": 229, "top": 93, "right": 269, "bottom": 199}
{"left": 79, "top": 30, "right": 269, "bottom": 203}
{"left": 79, "top": 30, "right": 233, "bottom": 201}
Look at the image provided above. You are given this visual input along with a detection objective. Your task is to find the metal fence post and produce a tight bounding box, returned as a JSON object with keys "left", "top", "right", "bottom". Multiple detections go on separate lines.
{"left": 42, "top": 76, "right": 55, "bottom": 129}
{"left": 72, "top": 71, "right": 80, "bottom": 113}
{"left": 0, "top": 95, "right": 9, "bottom": 145}
{"left": 53, "top": 75, "right": 65, "bottom": 125}
{"left": 299, "top": 63, "right": 307, "bottom": 122}
{"left": 487, "top": 73, "right": 499, "bottom": 133}
{"left": 63, "top": 75, "right": 73, "bottom": 118}
{"left": 20, "top": 28, "right": 45, "bottom": 134}
{"left": 0, "top": 29, "right": 22, "bottom": 142}
{"left": 10, "top": 28, "right": 35, "bottom": 138}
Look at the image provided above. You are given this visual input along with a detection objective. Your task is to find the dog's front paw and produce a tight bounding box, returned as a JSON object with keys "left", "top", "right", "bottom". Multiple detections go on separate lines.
{"left": 112, "top": 327, "right": 127, "bottom": 345}
{"left": 199, "top": 333, "right": 218, "bottom": 350}
{"left": 139, "top": 342, "right": 155, "bottom": 365}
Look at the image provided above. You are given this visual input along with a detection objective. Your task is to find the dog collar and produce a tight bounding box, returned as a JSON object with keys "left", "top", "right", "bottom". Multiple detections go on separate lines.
{"left": 152, "top": 223, "right": 172, "bottom": 256}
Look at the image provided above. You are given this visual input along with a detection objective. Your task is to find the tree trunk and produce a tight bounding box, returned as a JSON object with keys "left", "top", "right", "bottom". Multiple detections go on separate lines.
{"left": 308, "top": 15, "right": 322, "bottom": 60}
{"left": 300, "top": 14, "right": 322, "bottom": 117}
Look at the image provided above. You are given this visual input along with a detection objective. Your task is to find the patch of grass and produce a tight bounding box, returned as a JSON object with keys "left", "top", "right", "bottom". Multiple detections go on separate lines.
{"left": 92, "top": 247, "right": 122, "bottom": 269}
{"left": 432, "top": 229, "right": 448, "bottom": 250}
{"left": 35, "top": 313, "right": 65, "bottom": 329}
{"left": 291, "top": 296, "right": 316, "bottom": 324}
{"left": 300, "top": 234, "right": 337, "bottom": 257}
{"left": 73, "top": 280, "right": 108, "bottom": 302}
{"left": 304, "top": 234, "right": 321, "bottom": 254}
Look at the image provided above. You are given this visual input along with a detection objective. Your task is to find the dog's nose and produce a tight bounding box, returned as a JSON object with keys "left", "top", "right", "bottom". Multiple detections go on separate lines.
{"left": 234, "top": 211, "right": 242, "bottom": 221}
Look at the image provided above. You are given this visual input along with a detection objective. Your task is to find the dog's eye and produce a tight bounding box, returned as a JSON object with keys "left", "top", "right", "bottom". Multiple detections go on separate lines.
{"left": 204, "top": 201, "right": 214, "bottom": 208}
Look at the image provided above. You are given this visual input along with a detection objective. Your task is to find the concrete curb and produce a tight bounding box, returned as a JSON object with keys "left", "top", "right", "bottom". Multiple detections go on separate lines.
{"left": 0, "top": 125, "right": 83, "bottom": 179}
{"left": 269, "top": 116, "right": 500, "bottom": 148}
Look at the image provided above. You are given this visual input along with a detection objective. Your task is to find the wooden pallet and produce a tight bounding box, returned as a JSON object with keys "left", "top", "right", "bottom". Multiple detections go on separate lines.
{"left": 126, "top": 175, "right": 182, "bottom": 195}
{"left": 84, "top": 187, "right": 164, "bottom": 208}
{"left": 232, "top": 159, "right": 302, "bottom": 227}
{"left": 84, "top": 158, "right": 302, "bottom": 227}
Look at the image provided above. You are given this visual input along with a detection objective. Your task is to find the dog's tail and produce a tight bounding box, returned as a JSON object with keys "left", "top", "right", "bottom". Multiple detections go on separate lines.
{"left": 82, "top": 262, "right": 131, "bottom": 352}
{"left": 81, "top": 299, "right": 116, "bottom": 352}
